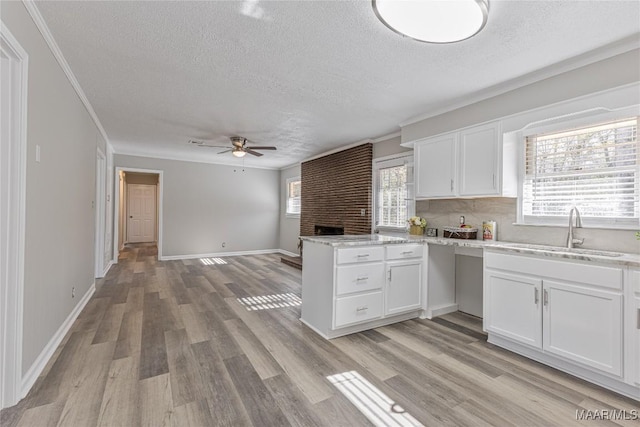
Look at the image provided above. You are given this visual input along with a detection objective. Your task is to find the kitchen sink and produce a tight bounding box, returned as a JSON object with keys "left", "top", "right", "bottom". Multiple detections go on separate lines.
{"left": 537, "top": 246, "right": 625, "bottom": 258}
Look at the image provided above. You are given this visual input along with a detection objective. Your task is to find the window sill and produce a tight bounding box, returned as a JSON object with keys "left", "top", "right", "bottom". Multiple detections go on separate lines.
{"left": 285, "top": 213, "right": 300, "bottom": 219}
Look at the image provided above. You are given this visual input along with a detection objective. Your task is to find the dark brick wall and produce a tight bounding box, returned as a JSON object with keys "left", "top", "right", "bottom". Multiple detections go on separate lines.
{"left": 300, "top": 143, "right": 372, "bottom": 236}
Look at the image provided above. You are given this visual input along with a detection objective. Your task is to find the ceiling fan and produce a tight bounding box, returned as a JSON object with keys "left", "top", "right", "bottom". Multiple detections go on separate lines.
{"left": 189, "top": 136, "right": 276, "bottom": 157}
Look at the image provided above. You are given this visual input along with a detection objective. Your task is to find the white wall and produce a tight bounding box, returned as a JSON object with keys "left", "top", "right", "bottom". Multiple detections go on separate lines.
{"left": 279, "top": 164, "right": 301, "bottom": 254}
{"left": 114, "top": 155, "right": 280, "bottom": 257}
{"left": 2, "top": 1, "right": 104, "bottom": 378}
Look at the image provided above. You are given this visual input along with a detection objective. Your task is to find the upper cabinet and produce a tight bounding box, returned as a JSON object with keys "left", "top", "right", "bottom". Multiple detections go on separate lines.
{"left": 414, "top": 121, "right": 516, "bottom": 199}
{"left": 414, "top": 132, "right": 458, "bottom": 198}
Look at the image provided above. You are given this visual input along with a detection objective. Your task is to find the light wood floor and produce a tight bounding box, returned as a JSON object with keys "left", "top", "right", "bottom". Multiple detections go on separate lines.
{"left": 2, "top": 243, "right": 638, "bottom": 426}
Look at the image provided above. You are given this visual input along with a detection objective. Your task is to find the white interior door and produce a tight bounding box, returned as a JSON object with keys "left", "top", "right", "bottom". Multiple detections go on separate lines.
{"left": 127, "top": 184, "right": 156, "bottom": 243}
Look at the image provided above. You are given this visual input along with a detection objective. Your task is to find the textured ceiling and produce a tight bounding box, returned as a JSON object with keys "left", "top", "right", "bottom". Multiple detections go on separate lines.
{"left": 35, "top": 0, "right": 640, "bottom": 169}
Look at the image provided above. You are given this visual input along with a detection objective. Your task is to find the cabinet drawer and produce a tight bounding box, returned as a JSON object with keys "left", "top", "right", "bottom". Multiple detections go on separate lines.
{"left": 386, "top": 244, "right": 424, "bottom": 260}
{"left": 336, "top": 264, "right": 384, "bottom": 296}
{"left": 336, "top": 246, "right": 384, "bottom": 265}
{"left": 334, "top": 292, "right": 383, "bottom": 328}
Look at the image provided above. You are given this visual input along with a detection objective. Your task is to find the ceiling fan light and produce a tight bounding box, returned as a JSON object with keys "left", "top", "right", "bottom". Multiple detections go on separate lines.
{"left": 232, "top": 148, "right": 246, "bottom": 158}
{"left": 372, "top": 0, "right": 489, "bottom": 43}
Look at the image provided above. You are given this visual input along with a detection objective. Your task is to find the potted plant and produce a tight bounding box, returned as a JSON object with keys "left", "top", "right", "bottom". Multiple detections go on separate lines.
{"left": 408, "top": 216, "right": 427, "bottom": 235}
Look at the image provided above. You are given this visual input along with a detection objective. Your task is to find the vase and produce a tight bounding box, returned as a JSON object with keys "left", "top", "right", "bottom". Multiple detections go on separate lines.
{"left": 409, "top": 225, "right": 424, "bottom": 235}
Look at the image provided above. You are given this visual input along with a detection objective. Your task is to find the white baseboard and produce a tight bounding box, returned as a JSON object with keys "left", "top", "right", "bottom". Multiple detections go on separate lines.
{"left": 160, "top": 248, "right": 284, "bottom": 261}
{"left": 427, "top": 303, "right": 459, "bottom": 319}
{"left": 101, "top": 260, "right": 114, "bottom": 277}
{"left": 278, "top": 249, "right": 299, "bottom": 257}
{"left": 20, "top": 282, "right": 95, "bottom": 398}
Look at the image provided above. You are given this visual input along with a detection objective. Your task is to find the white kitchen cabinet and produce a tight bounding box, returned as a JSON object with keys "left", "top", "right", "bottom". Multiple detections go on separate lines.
{"left": 627, "top": 268, "right": 640, "bottom": 386}
{"left": 301, "top": 241, "right": 424, "bottom": 339}
{"left": 543, "top": 280, "right": 622, "bottom": 376}
{"left": 414, "top": 132, "right": 457, "bottom": 198}
{"left": 485, "top": 270, "right": 542, "bottom": 348}
{"left": 413, "top": 120, "right": 515, "bottom": 199}
{"left": 386, "top": 260, "right": 422, "bottom": 316}
{"left": 458, "top": 121, "right": 501, "bottom": 196}
{"left": 484, "top": 250, "right": 625, "bottom": 379}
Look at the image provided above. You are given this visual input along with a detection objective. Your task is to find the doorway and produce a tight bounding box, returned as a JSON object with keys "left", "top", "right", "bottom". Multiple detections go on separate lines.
{"left": 113, "top": 168, "right": 163, "bottom": 261}
{"left": 127, "top": 184, "right": 156, "bottom": 243}
{"left": 0, "top": 22, "right": 28, "bottom": 409}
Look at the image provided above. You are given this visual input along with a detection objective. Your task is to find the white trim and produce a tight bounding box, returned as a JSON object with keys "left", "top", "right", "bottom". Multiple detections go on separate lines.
{"left": 21, "top": 1, "right": 110, "bottom": 146}
{"left": 399, "top": 36, "right": 640, "bottom": 127}
{"left": 113, "top": 167, "right": 164, "bottom": 262}
{"left": 279, "top": 162, "right": 301, "bottom": 172}
{"left": 285, "top": 176, "right": 301, "bottom": 217}
{"left": 278, "top": 249, "right": 299, "bottom": 258}
{"left": 0, "top": 22, "right": 28, "bottom": 410}
{"left": 113, "top": 149, "right": 279, "bottom": 171}
{"left": 372, "top": 154, "right": 415, "bottom": 233}
{"left": 95, "top": 148, "right": 106, "bottom": 278}
{"left": 372, "top": 131, "right": 401, "bottom": 143}
{"left": 301, "top": 140, "right": 373, "bottom": 163}
{"left": 101, "top": 260, "right": 114, "bottom": 278}
{"left": 20, "top": 282, "right": 95, "bottom": 400}
{"left": 160, "top": 248, "right": 284, "bottom": 261}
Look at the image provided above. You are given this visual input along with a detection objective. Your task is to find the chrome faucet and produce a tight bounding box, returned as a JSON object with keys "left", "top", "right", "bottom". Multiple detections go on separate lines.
{"left": 567, "top": 207, "right": 584, "bottom": 248}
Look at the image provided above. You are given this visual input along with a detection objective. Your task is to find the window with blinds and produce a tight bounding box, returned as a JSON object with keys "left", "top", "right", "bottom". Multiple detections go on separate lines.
{"left": 374, "top": 156, "right": 414, "bottom": 229}
{"left": 286, "top": 177, "right": 301, "bottom": 216}
{"left": 523, "top": 117, "right": 638, "bottom": 225}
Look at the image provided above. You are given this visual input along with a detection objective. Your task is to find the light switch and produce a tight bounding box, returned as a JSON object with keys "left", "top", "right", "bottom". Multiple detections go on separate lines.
{"left": 360, "top": 209, "right": 366, "bottom": 216}
{"left": 35, "top": 145, "right": 41, "bottom": 162}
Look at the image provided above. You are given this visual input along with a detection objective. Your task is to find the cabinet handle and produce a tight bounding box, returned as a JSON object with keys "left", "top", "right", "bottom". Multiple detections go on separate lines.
{"left": 450, "top": 179, "right": 454, "bottom": 191}
{"left": 356, "top": 276, "right": 368, "bottom": 281}
{"left": 492, "top": 174, "right": 496, "bottom": 189}
{"left": 534, "top": 288, "right": 539, "bottom": 305}
{"left": 388, "top": 269, "right": 392, "bottom": 281}
{"left": 401, "top": 251, "right": 413, "bottom": 255}
{"left": 637, "top": 309, "right": 640, "bottom": 330}
{"left": 543, "top": 289, "right": 548, "bottom": 306}
{"left": 356, "top": 306, "right": 368, "bottom": 312}
{"left": 357, "top": 254, "right": 370, "bottom": 258}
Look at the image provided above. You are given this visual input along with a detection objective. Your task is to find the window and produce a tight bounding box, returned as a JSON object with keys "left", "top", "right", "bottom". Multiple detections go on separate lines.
{"left": 374, "top": 155, "right": 414, "bottom": 230}
{"left": 523, "top": 116, "right": 638, "bottom": 227}
{"left": 286, "top": 177, "right": 301, "bottom": 216}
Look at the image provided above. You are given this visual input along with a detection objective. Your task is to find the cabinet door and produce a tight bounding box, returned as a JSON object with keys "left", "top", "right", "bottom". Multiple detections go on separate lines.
{"left": 543, "top": 280, "right": 622, "bottom": 377}
{"left": 385, "top": 261, "right": 422, "bottom": 315}
{"left": 485, "top": 270, "right": 542, "bottom": 348}
{"left": 459, "top": 121, "right": 500, "bottom": 196}
{"left": 415, "top": 133, "right": 457, "bottom": 198}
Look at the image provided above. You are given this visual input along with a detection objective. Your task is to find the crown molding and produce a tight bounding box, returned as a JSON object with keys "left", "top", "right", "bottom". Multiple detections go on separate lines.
{"left": 399, "top": 35, "right": 640, "bottom": 128}
{"left": 112, "top": 147, "right": 280, "bottom": 171}
{"left": 21, "top": 1, "right": 110, "bottom": 145}
{"left": 301, "top": 139, "right": 374, "bottom": 164}
{"left": 372, "top": 131, "right": 401, "bottom": 143}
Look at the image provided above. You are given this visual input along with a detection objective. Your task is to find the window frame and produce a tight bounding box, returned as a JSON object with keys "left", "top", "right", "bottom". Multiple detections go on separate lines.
{"left": 516, "top": 107, "right": 639, "bottom": 230}
{"left": 372, "top": 154, "right": 414, "bottom": 233}
{"left": 285, "top": 176, "right": 301, "bottom": 218}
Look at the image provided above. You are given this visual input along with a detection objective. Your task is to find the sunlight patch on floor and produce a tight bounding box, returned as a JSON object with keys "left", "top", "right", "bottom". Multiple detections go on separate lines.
{"left": 237, "top": 293, "right": 302, "bottom": 311}
{"left": 327, "top": 371, "right": 424, "bottom": 427}
{"left": 200, "top": 257, "right": 228, "bottom": 265}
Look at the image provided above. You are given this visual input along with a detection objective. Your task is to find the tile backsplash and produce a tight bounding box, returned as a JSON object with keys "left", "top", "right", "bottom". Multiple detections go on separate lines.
{"left": 417, "top": 198, "right": 639, "bottom": 254}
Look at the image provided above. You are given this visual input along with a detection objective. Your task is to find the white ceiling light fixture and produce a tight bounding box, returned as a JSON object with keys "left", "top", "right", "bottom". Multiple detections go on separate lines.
{"left": 232, "top": 147, "right": 247, "bottom": 157}
{"left": 372, "top": 0, "right": 489, "bottom": 43}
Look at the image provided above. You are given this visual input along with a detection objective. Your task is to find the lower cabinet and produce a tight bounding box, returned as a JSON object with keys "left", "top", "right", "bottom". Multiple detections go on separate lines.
{"left": 543, "top": 280, "right": 622, "bottom": 376}
{"left": 484, "top": 250, "right": 625, "bottom": 381}
{"left": 385, "top": 260, "right": 422, "bottom": 316}
{"left": 301, "top": 241, "right": 424, "bottom": 339}
{"left": 485, "top": 270, "right": 542, "bottom": 348}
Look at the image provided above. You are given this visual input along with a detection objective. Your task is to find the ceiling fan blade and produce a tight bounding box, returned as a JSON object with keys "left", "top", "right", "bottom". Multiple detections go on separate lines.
{"left": 246, "top": 146, "right": 277, "bottom": 150}
{"left": 198, "top": 144, "right": 230, "bottom": 149}
{"left": 245, "top": 148, "right": 264, "bottom": 157}
{"left": 217, "top": 149, "right": 232, "bottom": 154}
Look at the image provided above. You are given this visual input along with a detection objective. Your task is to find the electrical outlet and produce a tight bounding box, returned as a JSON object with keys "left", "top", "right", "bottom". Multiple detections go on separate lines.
{"left": 222, "top": 242, "right": 226, "bottom": 248}
{"left": 360, "top": 209, "right": 366, "bottom": 217}
{"left": 71, "top": 287, "right": 75, "bottom": 298}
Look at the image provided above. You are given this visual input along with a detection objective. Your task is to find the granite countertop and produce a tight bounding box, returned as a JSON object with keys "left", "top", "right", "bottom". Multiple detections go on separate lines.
{"left": 299, "top": 234, "right": 640, "bottom": 267}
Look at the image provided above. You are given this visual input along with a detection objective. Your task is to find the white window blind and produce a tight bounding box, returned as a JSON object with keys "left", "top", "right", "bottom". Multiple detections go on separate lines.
{"left": 374, "top": 156, "right": 414, "bottom": 229}
{"left": 286, "top": 178, "right": 301, "bottom": 215}
{"left": 524, "top": 117, "right": 638, "bottom": 225}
